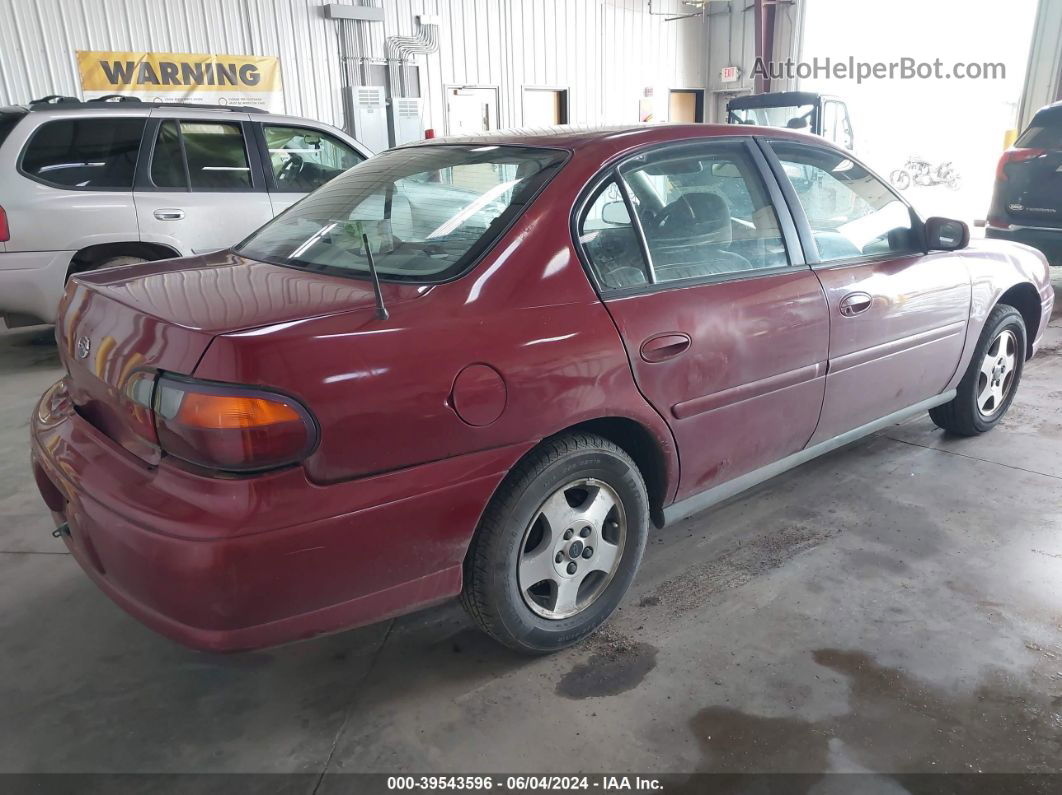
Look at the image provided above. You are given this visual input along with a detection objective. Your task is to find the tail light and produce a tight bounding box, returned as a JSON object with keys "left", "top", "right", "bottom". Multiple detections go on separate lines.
{"left": 0, "top": 205, "right": 9, "bottom": 242}
{"left": 424, "top": 128, "right": 436, "bottom": 139}
{"left": 153, "top": 375, "right": 317, "bottom": 473}
{"left": 995, "top": 148, "right": 1045, "bottom": 181}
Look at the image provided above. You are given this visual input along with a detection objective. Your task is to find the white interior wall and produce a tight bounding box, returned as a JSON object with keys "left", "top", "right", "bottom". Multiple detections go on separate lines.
{"left": 0, "top": 0, "right": 708, "bottom": 135}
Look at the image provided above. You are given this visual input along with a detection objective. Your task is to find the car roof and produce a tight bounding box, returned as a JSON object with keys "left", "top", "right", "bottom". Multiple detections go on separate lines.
{"left": 403, "top": 122, "right": 826, "bottom": 156}
{"left": 19, "top": 96, "right": 267, "bottom": 114}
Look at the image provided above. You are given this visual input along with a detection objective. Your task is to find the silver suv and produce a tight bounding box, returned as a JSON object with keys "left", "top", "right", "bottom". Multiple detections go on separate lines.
{"left": 0, "top": 97, "right": 372, "bottom": 327}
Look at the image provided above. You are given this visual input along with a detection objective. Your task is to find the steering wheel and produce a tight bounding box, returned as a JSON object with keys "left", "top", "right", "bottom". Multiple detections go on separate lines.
{"left": 277, "top": 153, "right": 304, "bottom": 184}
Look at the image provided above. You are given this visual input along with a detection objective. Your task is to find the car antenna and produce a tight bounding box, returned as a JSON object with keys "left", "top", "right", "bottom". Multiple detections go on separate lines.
{"left": 361, "top": 232, "right": 389, "bottom": 321}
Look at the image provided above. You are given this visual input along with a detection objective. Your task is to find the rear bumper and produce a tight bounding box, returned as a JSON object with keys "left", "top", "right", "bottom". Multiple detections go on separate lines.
{"left": 986, "top": 226, "right": 1062, "bottom": 266}
{"left": 31, "top": 382, "right": 528, "bottom": 652}
{"left": 0, "top": 250, "right": 74, "bottom": 325}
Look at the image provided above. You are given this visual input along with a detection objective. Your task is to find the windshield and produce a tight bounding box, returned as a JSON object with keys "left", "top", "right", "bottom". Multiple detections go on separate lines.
{"left": 237, "top": 144, "right": 567, "bottom": 282}
{"left": 730, "top": 104, "right": 815, "bottom": 132}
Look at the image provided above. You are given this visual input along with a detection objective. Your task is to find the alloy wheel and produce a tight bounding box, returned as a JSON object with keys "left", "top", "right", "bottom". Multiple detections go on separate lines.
{"left": 977, "top": 329, "right": 1018, "bottom": 417}
{"left": 517, "top": 478, "right": 626, "bottom": 620}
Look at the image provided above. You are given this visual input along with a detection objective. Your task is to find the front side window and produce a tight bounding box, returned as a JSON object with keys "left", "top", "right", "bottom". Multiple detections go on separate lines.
{"left": 770, "top": 141, "right": 918, "bottom": 263}
{"left": 237, "top": 144, "right": 566, "bottom": 282}
{"left": 148, "top": 120, "right": 252, "bottom": 190}
{"left": 264, "top": 124, "right": 364, "bottom": 192}
{"left": 21, "top": 117, "right": 145, "bottom": 189}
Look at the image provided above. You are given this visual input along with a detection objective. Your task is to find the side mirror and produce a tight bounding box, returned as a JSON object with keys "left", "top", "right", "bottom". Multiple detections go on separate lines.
{"left": 925, "top": 217, "right": 970, "bottom": 251}
{"left": 601, "top": 201, "right": 631, "bottom": 226}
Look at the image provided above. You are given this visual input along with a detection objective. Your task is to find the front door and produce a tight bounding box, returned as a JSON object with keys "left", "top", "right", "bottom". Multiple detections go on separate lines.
{"left": 134, "top": 116, "right": 273, "bottom": 255}
{"left": 577, "top": 140, "right": 830, "bottom": 500}
{"left": 765, "top": 140, "right": 970, "bottom": 444}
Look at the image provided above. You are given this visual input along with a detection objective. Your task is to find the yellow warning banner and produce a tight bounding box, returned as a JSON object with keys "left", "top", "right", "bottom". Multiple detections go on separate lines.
{"left": 76, "top": 51, "right": 283, "bottom": 111}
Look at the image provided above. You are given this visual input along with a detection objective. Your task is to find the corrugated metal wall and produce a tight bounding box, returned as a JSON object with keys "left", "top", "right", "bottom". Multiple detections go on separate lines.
{"left": 0, "top": 0, "right": 350, "bottom": 127}
{"left": 0, "top": 0, "right": 706, "bottom": 133}
{"left": 1018, "top": 0, "right": 1062, "bottom": 129}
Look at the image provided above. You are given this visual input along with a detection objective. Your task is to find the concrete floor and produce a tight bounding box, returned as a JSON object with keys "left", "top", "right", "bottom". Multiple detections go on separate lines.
{"left": 1, "top": 276, "right": 1060, "bottom": 783}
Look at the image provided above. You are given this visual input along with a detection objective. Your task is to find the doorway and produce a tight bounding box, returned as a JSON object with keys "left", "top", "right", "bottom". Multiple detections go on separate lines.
{"left": 668, "top": 89, "right": 705, "bottom": 123}
{"left": 523, "top": 88, "right": 570, "bottom": 127}
{"left": 445, "top": 86, "right": 500, "bottom": 135}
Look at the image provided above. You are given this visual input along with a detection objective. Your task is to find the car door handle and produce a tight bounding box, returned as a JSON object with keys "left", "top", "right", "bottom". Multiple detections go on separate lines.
{"left": 640, "top": 333, "right": 691, "bottom": 363}
{"left": 153, "top": 209, "right": 185, "bottom": 221}
{"left": 839, "top": 292, "right": 873, "bottom": 317}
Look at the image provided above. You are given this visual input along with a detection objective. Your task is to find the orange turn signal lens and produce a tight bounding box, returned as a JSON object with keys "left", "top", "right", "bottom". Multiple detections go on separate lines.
{"left": 154, "top": 376, "right": 317, "bottom": 472}
{"left": 175, "top": 393, "right": 303, "bottom": 430}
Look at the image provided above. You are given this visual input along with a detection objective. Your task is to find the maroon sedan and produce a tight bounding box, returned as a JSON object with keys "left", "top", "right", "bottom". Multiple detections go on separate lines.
{"left": 31, "top": 125, "right": 1053, "bottom": 653}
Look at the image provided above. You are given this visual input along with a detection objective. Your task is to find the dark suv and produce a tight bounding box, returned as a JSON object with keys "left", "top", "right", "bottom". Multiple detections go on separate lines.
{"left": 987, "top": 101, "right": 1062, "bottom": 264}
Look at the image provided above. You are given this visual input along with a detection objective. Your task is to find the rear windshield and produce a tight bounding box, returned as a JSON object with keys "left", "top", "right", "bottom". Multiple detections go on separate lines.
{"left": 236, "top": 144, "right": 567, "bottom": 283}
{"left": 730, "top": 104, "right": 816, "bottom": 132}
{"left": 0, "top": 112, "right": 24, "bottom": 149}
{"left": 1016, "top": 109, "right": 1062, "bottom": 150}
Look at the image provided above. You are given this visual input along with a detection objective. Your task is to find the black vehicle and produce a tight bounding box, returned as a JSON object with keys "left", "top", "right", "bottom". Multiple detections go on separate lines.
{"left": 726, "top": 91, "right": 854, "bottom": 150}
{"left": 987, "top": 101, "right": 1062, "bottom": 265}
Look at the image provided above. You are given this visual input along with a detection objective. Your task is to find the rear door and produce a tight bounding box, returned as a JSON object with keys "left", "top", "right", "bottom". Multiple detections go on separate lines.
{"left": 998, "top": 107, "right": 1062, "bottom": 228}
{"left": 133, "top": 111, "right": 273, "bottom": 255}
{"left": 577, "top": 139, "right": 829, "bottom": 501}
{"left": 254, "top": 122, "right": 368, "bottom": 216}
{"left": 764, "top": 139, "right": 969, "bottom": 443}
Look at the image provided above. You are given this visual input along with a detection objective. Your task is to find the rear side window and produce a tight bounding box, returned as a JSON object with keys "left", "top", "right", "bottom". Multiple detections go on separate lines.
{"left": 148, "top": 120, "right": 253, "bottom": 190}
{"left": 578, "top": 142, "right": 789, "bottom": 291}
{"left": 21, "top": 117, "right": 145, "bottom": 189}
{"left": 0, "top": 113, "right": 23, "bottom": 150}
{"left": 1016, "top": 110, "right": 1062, "bottom": 150}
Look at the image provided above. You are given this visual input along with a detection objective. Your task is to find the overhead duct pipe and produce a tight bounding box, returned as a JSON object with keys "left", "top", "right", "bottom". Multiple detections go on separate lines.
{"left": 385, "top": 15, "right": 440, "bottom": 98}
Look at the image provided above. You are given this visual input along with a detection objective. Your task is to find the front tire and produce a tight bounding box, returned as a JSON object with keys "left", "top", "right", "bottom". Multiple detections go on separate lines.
{"left": 461, "top": 433, "right": 649, "bottom": 654}
{"left": 930, "top": 304, "right": 1026, "bottom": 436}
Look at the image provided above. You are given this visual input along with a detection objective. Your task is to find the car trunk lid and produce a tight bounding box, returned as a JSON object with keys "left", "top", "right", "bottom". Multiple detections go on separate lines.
{"left": 56, "top": 251, "right": 426, "bottom": 464}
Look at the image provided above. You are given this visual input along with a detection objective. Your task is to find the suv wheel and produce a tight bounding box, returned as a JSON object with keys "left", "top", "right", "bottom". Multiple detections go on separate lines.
{"left": 929, "top": 304, "right": 1026, "bottom": 436}
{"left": 94, "top": 255, "right": 147, "bottom": 271}
{"left": 461, "top": 432, "right": 649, "bottom": 653}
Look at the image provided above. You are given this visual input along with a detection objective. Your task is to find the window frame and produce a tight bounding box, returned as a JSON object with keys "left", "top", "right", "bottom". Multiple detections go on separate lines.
{"left": 253, "top": 121, "right": 367, "bottom": 194}
{"left": 759, "top": 138, "right": 926, "bottom": 271}
{"left": 133, "top": 117, "right": 267, "bottom": 193}
{"left": 571, "top": 136, "right": 807, "bottom": 299}
{"left": 17, "top": 115, "right": 149, "bottom": 192}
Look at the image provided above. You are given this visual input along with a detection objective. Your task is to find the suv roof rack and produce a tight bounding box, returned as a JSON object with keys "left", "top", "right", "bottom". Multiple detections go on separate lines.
{"left": 26, "top": 95, "right": 267, "bottom": 114}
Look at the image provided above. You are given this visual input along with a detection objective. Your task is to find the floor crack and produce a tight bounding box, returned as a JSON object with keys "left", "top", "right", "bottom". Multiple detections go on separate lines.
{"left": 880, "top": 433, "right": 1062, "bottom": 481}
{"left": 311, "top": 618, "right": 396, "bottom": 794}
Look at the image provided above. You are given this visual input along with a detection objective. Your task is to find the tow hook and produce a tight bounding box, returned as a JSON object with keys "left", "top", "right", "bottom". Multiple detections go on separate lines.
{"left": 52, "top": 523, "right": 71, "bottom": 539}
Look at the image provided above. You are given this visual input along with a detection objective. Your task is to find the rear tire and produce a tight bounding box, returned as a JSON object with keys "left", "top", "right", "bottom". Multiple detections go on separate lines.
{"left": 461, "top": 432, "right": 649, "bottom": 654}
{"left": 929, "top": 304, "right": 1026, "bottom": 436}
{"left": 94, "top": 255, "right": 147, "bottom": 271}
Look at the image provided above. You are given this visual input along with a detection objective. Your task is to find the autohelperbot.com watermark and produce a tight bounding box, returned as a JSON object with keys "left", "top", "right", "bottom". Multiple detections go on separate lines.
{"left": 753, "top": 56, "right": 1006, "bottom": 84}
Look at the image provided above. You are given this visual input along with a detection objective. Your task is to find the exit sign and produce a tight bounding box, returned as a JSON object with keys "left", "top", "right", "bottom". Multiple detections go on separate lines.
{"left": 720, "top": 65, "right": 740, "bottom": 83}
